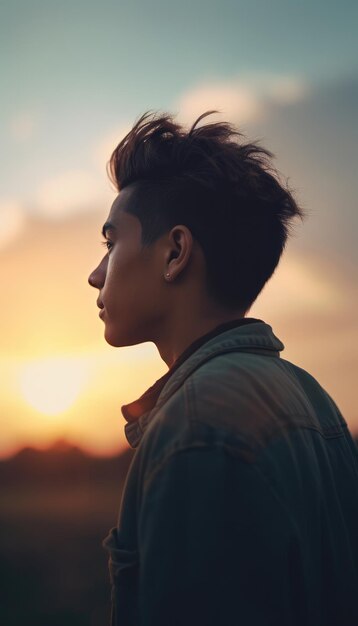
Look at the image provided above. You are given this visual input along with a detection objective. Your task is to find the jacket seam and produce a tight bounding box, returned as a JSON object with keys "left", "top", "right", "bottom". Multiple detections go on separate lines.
{"left": 142, "top": 415, "right": 346, "bottom": 492}
{"left": 184, "top": 372, "right": 344, "bottom": 439}
{"left": 189, "top": 414, "right": 345, "bottom": 438}
{"left": 284, "top": 361, "right": 347, "bottom": 429}
{"left": 142, "top": 442, "right": 241, "bottom": 493}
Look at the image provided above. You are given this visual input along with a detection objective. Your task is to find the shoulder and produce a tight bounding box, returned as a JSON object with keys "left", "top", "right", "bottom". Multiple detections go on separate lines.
{"left": 183, "top": 351, "right": 316, "bottom": 435}
{"left": 136, "top": 349, "right": 341, "bottom": 478}
{"left": 138, "top": 351, "right": 283, "bottom": 466}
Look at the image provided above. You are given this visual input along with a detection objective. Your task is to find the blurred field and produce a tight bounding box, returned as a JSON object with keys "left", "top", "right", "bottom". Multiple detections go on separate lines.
{"left": 2, "top": 436, "right": 358, "bottom": 625}
{"left": 0, "top": 442, "right": 135, "bottom": 626}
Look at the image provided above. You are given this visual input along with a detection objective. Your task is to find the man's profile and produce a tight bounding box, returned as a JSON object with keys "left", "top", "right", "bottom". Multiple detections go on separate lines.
{"left": 88, "top": 111, "right": 358, "bottom": 626}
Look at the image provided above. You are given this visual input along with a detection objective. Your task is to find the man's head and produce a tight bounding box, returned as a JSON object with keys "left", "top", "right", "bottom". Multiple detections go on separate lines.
{"left": 88, "top": 110, "right": 305, "bottom": 349}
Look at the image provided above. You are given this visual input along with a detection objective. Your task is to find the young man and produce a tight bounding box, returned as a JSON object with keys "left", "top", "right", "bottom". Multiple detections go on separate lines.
{"left": 88, "top": 111, "right": 358, "bottom": 626}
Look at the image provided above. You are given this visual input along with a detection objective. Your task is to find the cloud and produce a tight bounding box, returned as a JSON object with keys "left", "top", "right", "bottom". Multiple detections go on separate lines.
{"left": 93, "top": 123, "right": 132, "bottom": 174}
{"left": 34, "top": 169, "right": 113, "bottom": 219}
{"left": 9, "top": 111, "right": 38, "bottom": 142}
{"left": 0, "top": 200, "right": 26, "bottom": 249}
{"left": 175, "top": 74, "right": 308, "bottom": 126}
{"left": 176, "top": 82, "right": 263, "bottom": 126}
{"left": 249, "top": 74, "right": 358, "bottom": 268}
{"left": 253, "top": 249, "right": 346, "bottom": 319}
{"left": 91, "top": 77, "right": 308, "bottom": 172}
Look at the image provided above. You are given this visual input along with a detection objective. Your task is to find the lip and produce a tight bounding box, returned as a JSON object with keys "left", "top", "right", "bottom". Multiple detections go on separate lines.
{"left": 99, "top": 308, "right": 105, "bottom": 319}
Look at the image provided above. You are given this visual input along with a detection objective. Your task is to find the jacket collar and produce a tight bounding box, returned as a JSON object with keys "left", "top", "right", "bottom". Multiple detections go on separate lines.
{"left": 122, "top": 319, "right": 285, "bottom": 448}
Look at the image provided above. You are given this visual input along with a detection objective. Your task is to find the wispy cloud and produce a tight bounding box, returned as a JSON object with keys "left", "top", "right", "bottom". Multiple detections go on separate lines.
{"left": 253, "top": 249, "right": 347, "bottom": 319}
{"left": 0, "top": 200, "right": 26, "bottom": 249}
{"left": 34, "top": 169, "right": 112, "bottom": 219}
{"left": 92, "top": 123, "right": 132, "bottom": 174}
{"left": 175, "top": 74, "right": 309, "bottom": 126}
{"left": 30, "top": 124, "right": 131, "bottom": 219}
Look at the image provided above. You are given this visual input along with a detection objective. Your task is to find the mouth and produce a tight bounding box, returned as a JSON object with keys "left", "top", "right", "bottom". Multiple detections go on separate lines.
{"left": 97, "top": 298, "right": 104, "bottom": 316}
{"left": 99, "top": 308, "right": 105, "bottom": 319}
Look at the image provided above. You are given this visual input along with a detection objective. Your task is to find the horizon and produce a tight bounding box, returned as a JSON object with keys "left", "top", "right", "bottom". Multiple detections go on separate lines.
{"left": 0, "top": 436, "right": 130, "bottom": 461}
{"left": 2, "top": 427, "right": 358, "bottom": 462}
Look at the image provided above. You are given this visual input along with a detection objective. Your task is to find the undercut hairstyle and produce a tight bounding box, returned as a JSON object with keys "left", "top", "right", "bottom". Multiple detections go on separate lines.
{"left": 107, "top": 110, "right": 306, "bottom": 312}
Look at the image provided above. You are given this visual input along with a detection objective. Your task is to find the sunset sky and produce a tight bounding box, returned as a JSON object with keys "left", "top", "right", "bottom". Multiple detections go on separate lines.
{"left": 0, "top": 0, "right": 357, "bottom": 457}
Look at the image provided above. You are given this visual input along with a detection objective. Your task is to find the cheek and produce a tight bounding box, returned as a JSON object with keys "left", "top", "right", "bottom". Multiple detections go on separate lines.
{"left": 103, "top": 254, "right": 152, "bottom": 310}
{"left": 101, "top": 256, "right": 165, "bottom": 345}
{"left": 100, "top": 256, "right": 123, "bottom": 302}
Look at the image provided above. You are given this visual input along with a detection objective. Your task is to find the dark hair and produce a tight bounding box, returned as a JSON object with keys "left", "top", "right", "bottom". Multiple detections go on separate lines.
{"left": 107, "top": 110, "right": 306, "bottom": 312}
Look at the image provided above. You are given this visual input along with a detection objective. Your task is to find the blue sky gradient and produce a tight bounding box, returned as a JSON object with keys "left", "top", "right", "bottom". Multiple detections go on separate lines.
{"left": 0, "top": 0, "right": 357, "bottom": 453}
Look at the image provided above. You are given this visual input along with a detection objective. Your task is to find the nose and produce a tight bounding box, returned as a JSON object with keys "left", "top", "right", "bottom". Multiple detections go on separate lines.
{"left": 88, "top": 257, "right": 107, "bottom": 289}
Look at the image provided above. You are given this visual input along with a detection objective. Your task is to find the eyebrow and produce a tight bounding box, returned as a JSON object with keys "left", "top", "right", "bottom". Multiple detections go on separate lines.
{"left": 101, "top": 221, "right": 117, "bottom": 238}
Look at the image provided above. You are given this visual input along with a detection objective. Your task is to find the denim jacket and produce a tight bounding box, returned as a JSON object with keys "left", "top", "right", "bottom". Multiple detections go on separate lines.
{"left": 103, "top": 320, "right": 358, "bottom": 626}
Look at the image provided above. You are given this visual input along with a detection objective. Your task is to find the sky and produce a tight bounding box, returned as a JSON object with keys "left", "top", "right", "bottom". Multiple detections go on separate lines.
{"left": 0, "top": 0, "right": 357, "bottom": 457}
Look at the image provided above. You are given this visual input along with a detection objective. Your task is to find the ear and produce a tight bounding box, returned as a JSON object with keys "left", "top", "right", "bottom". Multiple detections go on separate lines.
{"left": 164, "top": 225, "right": 194, "bottom": 281}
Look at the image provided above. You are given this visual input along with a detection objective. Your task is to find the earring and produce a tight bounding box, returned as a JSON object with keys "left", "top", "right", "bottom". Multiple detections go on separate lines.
{"left": 165, "top": 272, "right": 170, "bottom": 279}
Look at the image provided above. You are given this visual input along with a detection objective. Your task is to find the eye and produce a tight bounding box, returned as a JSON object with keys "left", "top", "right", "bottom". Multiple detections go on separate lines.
{"left": 100, "top": 240, "right": 113, "bottom": 252}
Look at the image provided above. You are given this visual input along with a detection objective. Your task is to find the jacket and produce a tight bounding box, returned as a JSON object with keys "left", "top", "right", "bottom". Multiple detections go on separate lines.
{"left": 103, "top": 319, "right": 358, "bottom": 626}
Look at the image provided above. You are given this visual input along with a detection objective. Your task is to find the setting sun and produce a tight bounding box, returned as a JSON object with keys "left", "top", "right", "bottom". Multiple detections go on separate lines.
{"left": 18, "top": 356, "right": 89, "bottom": 416}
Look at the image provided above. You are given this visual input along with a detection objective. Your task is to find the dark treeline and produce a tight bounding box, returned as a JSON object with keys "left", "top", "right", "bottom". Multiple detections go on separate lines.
{"left": 0, "top": 442, "right": 135, "bottom": 626}
{"left": 0, "top": 440, "right": 135, "bottom": 486}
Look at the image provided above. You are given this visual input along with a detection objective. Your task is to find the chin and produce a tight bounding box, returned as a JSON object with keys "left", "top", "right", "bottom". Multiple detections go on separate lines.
{"left": 104, "top": 325, "right": 142, "bottom": 348}
{"left": 104, "top": 329, "right": 124, "bottom": 347}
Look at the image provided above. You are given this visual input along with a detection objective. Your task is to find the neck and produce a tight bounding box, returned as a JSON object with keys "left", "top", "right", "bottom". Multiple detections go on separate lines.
{"left": 155, "top": 307, "right": 246, "bottom": 368}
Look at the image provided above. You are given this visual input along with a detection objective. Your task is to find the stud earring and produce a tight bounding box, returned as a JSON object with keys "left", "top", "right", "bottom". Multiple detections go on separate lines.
{"left": 165, "top": 272, "right": 170, "bottom": 278}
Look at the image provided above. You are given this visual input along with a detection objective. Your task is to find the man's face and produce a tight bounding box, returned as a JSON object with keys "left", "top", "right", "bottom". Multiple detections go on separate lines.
{"left": 88, "top": 187, "right": 166, "bottom": 347}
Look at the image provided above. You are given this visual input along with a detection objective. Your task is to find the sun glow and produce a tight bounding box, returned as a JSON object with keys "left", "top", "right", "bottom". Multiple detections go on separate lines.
{"left": 18, "top": 356, "right": 90, "bottom": 416}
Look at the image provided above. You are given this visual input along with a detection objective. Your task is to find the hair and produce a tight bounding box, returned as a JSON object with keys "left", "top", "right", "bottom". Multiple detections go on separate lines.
{"left": 107, "top": 110, "right": 306, "bottom": 312}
